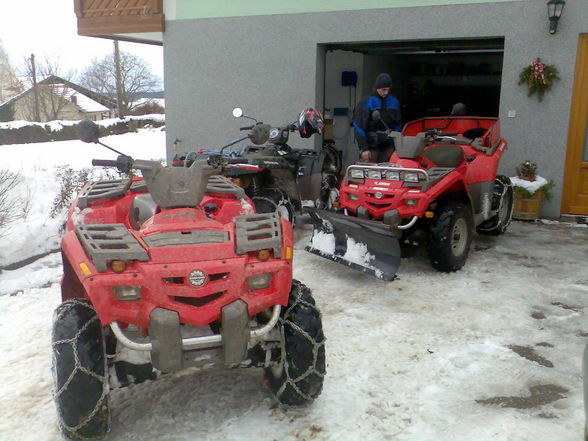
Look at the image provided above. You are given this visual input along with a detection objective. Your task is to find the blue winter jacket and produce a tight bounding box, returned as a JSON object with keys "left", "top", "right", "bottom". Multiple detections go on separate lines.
{"left": 353, "top": 94, "right": 402, "bottom": 151}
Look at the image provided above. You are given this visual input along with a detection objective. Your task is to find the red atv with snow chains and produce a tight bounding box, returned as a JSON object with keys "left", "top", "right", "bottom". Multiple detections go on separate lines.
{"left": 52, "top": 120, "right": 325, "bottom": 440}
{"left": 306, "top": 114, "right": 514, "bottom": 281}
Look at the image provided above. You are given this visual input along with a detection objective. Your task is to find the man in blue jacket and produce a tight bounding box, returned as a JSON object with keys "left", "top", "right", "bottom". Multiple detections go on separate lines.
{"left": 353, "top": 73, "right": 402, "bottom": 163}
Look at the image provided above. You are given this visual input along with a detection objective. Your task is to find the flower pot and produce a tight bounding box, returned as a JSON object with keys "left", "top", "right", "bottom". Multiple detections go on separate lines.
{"left": 513, "top": 189, "right": 544, "bottom": 220}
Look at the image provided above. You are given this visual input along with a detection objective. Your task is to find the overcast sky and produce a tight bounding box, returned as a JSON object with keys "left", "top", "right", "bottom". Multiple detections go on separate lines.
{"left": 0, "top": 0, "right": 164, "bottom": 87}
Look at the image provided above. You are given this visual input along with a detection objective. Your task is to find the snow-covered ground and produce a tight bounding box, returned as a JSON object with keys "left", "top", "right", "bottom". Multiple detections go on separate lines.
{"left": 0, "top": 130, "right": 586, "bottom": 441}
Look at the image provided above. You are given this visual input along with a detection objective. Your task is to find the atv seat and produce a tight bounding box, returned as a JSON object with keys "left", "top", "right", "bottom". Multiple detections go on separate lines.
{"left": 422, "top": 145, "right": 464, "bottom": 168}
{"left": 394, "top": 133, "right": 427, "bottom": 159}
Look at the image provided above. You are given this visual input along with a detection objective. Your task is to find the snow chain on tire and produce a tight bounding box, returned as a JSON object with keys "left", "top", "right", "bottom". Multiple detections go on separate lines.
{"left": 52, "top": 299, "right": 110, "bottom": 440}
{"left": 267, "top": 280, "right": 326, "bottom": 406}
{"left": 477, "top": 175, "right": 513, "bottom": 235}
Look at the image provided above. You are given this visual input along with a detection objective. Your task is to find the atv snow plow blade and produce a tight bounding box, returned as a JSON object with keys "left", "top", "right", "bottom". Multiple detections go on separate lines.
{"left": 305, "top": 208, "right": 401, "bottom": 281}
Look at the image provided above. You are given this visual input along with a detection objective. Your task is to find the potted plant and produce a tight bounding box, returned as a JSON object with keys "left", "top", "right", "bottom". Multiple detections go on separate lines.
{"left": 510, "top": 160, "right": 555, "bottom": 220}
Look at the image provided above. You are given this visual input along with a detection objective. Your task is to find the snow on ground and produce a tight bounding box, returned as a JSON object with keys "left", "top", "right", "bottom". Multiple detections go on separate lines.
{"left": 0, "top": 132, "right": 587, "bottom": 441}
{"left": 0, "top": 128, "right": 166, "bottom": 269}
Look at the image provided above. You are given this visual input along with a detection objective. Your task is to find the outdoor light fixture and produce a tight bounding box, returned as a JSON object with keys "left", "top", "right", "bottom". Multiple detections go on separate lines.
{"left": 547, "top": 0, "right": 566, "bottom": 34}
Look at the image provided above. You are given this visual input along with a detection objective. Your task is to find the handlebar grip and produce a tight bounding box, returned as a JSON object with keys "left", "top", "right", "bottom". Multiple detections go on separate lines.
{"left": 92, "top": 159, "right": 118, "bottom": 167}
{"left": 240, "top": 125, "right": 254, "bottom": 131}
{"left": 439, "top": 131, "right": 458, "bottom": 136}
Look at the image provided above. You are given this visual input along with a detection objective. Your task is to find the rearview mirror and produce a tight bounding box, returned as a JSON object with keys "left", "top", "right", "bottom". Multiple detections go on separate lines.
{"left": 76, "top": 119, "right": 100, "bottom": 143}
{"left": 232, "top": 107, "right": 243, "bottom": 118}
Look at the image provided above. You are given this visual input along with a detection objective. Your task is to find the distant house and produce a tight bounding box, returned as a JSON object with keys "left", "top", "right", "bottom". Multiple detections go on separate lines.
{"left": 0, "top": 75, "right": 116, "bottom": 122}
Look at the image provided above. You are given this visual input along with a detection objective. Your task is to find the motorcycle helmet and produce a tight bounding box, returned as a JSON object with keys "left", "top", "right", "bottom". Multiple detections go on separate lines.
{"left": 298, "top": 108, "right": 325, "bottom": 138}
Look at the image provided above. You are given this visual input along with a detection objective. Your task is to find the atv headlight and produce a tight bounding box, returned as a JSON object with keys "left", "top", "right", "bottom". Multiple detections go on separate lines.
{"left": 248, "top": 273, "right": 272, "bottom": 290}
{"left": 349, "top": 169, "right": 365, "bottom": 179}
{"left": 366, "top": 169, "right": 381, "bottom": 179}
{"left": 385, "top": 171, "right": 400, "bottom": 181}
{"left": 403, "top": 172, "right": 419, "bottom": 183}
{"left": 114, "top": 285, "right": 142, "bottom": 301}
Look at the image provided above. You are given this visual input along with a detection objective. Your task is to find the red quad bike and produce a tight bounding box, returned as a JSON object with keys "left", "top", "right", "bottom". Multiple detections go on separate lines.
{"left": 52, "top": 120, "right": 325, "bottom": 440}
{"left": 306, "top": 112, "right": 514, "bottom": 281}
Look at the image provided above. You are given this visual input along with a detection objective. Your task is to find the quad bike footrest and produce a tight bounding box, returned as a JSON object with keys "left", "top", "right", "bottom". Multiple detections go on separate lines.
{"left": 75, "top": 223, "right": 149, "bottom": 272}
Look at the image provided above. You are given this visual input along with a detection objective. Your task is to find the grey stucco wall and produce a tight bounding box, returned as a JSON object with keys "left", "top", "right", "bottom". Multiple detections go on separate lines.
{"left": 164, "top": 0, "right": 588, "bottom": 217}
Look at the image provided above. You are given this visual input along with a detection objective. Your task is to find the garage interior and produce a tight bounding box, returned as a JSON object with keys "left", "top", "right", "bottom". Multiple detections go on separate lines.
{"left": 322, "top": 38, "right": 505, "bottom": 167}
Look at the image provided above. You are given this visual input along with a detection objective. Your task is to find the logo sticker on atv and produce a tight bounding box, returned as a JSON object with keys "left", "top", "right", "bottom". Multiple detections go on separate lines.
{"left": 375, "top": 182, "right": 391, "bottom": 186}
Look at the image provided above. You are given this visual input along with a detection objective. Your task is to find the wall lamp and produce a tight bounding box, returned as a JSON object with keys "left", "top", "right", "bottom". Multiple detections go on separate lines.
{"left": 547, "top": 0, "right": 566, "bottom": 34}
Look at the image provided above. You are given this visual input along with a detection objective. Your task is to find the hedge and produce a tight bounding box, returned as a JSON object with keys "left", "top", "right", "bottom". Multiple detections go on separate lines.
{"left": 0, "top": 116, "right": 165, "bottom": 146}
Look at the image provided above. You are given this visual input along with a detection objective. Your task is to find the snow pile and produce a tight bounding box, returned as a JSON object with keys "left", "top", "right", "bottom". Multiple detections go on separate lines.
{"left": 308, "top": 229, "right": 336, "bottom": 255}
{"left": 341, "top": 236, "right": 383, "bottom": 278}
{"left": 342, "top": 236, "right": 375, "bottom": 267}
{"left": 510, "top": 175, "right": 549, "bottom": 194}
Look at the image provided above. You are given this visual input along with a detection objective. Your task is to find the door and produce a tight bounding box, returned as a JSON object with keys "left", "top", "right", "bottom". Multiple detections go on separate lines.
{"left": 562, "top": 34, "right": 588, "bottom": 215}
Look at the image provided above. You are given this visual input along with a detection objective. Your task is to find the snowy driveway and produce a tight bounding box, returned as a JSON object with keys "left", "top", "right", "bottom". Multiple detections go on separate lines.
{"left": 0, "top": 219, "right": 586, "bottom": 440}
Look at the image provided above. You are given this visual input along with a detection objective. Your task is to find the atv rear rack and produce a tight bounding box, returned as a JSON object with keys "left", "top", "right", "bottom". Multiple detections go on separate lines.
{"left": 109, "top": 304, "right": 282, "bottom": 351}
{"left": 77, "top": 179, "right": 132, "bottom": 209}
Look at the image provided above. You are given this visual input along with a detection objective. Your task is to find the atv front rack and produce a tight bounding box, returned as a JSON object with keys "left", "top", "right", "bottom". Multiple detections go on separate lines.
{"left": 75, "top": 224, "right": 149, "bottom": 272}
{"left": 346, "top": 164, "right": 454, "bottom": 190}
{"left": 234, "top": 213, "right": 282, "bottom": 257}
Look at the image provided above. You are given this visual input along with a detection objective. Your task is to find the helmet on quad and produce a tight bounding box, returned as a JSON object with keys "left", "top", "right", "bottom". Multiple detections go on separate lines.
{"left": 298, "top": 108, "right": 324, "bottom": 138}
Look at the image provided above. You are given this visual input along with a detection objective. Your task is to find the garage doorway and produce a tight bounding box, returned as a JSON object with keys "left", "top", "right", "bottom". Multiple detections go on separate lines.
{"left": 322, "top": 38, "right": 504, "bottom": 168}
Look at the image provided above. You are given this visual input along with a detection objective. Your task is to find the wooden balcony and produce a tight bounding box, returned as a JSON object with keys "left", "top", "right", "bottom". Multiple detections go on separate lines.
{"left": 74, "top": 0, "right": 164, "bottom": 42}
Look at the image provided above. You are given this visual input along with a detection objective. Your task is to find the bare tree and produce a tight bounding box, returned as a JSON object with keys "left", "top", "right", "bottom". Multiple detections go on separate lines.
{"left": 17, "top": 56, "right": 77, "bottom": 121}
{"left": 0, "top": 39, "right": 22, "bottom": 103}
{"left": 79, "top": 51, "right": 159, "bottom": 115}
{"left": 0, "top": 169, "right": 26, "bottom": 238}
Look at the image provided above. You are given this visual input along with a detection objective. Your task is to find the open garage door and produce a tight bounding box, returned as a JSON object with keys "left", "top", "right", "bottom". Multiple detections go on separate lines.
{"left": 322, "top": 38, "right": 504, "bottom": 168}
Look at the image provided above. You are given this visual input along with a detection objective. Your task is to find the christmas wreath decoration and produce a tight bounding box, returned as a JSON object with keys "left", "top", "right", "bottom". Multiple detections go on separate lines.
{"left": 518, "top": 58, "right": 559, "bottom": 101}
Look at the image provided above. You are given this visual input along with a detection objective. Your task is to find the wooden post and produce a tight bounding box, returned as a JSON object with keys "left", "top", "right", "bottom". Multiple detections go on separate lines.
{"left": 30, "top": 54, "right": 41, "bottom": 122}
{"left": 114, "top": 40, "right": 124, "bottom": 118}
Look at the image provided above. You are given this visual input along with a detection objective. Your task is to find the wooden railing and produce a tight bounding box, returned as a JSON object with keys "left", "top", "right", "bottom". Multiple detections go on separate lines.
{"left": 74, "top": 0, "right": 164, "bottom": 38}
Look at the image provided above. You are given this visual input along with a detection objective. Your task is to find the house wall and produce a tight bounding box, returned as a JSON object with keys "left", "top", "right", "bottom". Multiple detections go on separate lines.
{"left": 164, "top": 0, "right": 588, "bottom": 216}
{"left": 12, "top": 91, "right": 79, "bottom": 122}
{"left": 10, "top": 90, "right": 110, "bottom": 122}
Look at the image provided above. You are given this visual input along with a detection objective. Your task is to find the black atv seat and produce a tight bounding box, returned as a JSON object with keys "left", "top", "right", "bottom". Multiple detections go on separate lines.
{"left": 422, "top": 145, "right": 464, "bottom": 168}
